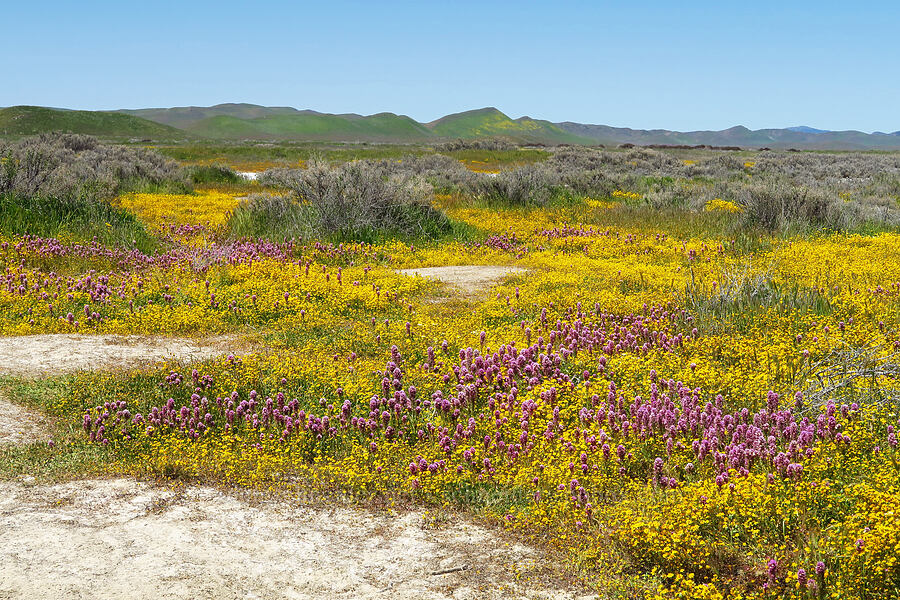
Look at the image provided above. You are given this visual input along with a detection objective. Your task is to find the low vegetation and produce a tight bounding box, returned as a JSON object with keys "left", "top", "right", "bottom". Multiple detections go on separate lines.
{"left": 3, "top": 135, "right": 900, "bottom": 599}
{"left": 0, "top": 133, "right": 189, "bottom": 249}
{"left": 239, "top": 158, "right": 453, "bottom": 241}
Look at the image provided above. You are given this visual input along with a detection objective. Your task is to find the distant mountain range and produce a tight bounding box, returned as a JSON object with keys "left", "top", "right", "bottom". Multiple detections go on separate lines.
{"left": 2, "top": 103, "right": 899, "bottom": 150}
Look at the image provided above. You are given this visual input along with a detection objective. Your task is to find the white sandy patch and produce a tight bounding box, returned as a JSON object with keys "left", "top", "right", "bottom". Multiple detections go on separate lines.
{"left": 0, "top": 334, "right": 239, "bottom": 379}
{"left": 0, "top": 390, "right": 48, "bottom": 445}
{"left": 0, "top": 334, "right": 242, "bottom": 444}
{"left": 398, "top": 266, "right": 527, "bottom": 296}
{"left": 0, "top": 478, "right": 588, "bottom": 600}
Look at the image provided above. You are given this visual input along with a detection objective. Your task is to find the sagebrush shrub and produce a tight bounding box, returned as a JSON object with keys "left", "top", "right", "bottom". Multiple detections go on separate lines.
{"left": 0, "top": 133, "right": 187, "bottom": 202}
{"left": 252, "top": 158, "right": 451, "bottom": 240}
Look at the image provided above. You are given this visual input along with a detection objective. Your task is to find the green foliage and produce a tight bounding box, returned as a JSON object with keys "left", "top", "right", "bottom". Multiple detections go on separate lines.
{"left": 428, "top": 107, "right": 591, "bottom": 144}
{"left": 0, "top": 192, "right": 157, "bottom": 251}
{"left": 187, "top": 113, "right": 434, "bottom": 141}
{"left": 231, "top": 159, "right": 456, "bottom": 243}
{"left": 0, "top": 106, "right": 185, "bottom": 139}
{"left": 188, "top": 164, "right": 242, "bottom": 185}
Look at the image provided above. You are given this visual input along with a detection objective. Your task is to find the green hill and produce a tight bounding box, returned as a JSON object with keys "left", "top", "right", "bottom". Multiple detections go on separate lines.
{"left": 118, "top": 103, "right": 301, "bottom": 129}
{"left": 121, "top": 103, "right": 593, "bottom": 144}
{"left": 18, "top": 103, "right": 899, "bottom": 149}
{"left": 186, "top": 112, "right": 434, "bottom": 141}
{"left": 0, "top": 106, "right": 186, "bottom": 139}
{"left": 426, "top": 107, "right": 590, "bottom": 144}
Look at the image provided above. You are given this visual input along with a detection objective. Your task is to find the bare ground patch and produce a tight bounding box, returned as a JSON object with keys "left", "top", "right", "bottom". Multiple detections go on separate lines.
{"left": 0, "top": 390, "right": 49, "bottom": 445}
{"left": 0, "top": 334, "right": 249, "bottom": 445}
{"left": 398, "top": 265, "right": 528, "bottom": 297}
{"left": 0, "top": 478, "right": 590, "bottom": 600}
{"left": 0, "top": 334, "right": 243, "bottom": 379}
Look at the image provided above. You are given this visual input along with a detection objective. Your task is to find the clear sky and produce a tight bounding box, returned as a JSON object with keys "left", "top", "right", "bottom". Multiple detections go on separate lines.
{"left": 4, "top": 0, "right": 898, "bottom": 132}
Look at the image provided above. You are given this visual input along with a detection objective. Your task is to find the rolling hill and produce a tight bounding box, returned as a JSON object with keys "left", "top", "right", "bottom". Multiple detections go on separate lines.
{"left": 0, "top": 106, "right": 185, "bottom": 139}
{"left": 4, "top": 103, "right": 900, "bottom": 149}
{"left": 427, "top": 107, "right": 590, "bottom": 144}
{"left": 118, "top": 103, "right": 301, "bottom": 129}
{"left": 554, "top": 122, "right": 900, "bottom": 150}
{"left": 185, "top": 111, "right": 434, "bottom": 141}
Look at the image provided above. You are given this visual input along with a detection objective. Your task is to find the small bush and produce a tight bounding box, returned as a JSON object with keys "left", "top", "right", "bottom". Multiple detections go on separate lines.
{"left": 471, "top": 164, "right": 563, "bottom": 205}
{"left": 468, "top": 159, "right": 615, "bottom": 206}
{"left": 435, "top": 138, "right": 517, "bottom": 152}
{"left": 0, "top": 133, "right": 184, "bottom": 248}
{"left": 738, "top": 184, "right": 845, "bottom": 231}
{"left": 0, "top": 133, "right": 188, "bottom": 202}
{"left": 188, "top": 164, "right": 242, "bottom": 185}
{"left": 247, "top": 158, "right": 452, "bottom": 241}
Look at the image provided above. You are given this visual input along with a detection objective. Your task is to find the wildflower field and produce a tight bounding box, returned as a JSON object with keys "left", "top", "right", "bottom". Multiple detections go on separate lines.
{"left": 2, "top": 136, "right": 900, "bottom": 599}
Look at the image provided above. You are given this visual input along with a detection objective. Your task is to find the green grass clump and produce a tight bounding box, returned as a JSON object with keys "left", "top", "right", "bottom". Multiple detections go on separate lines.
{"left": 188, "top": 164, "right": 242, "bottom": 185}
{"left": 0, "top": 192, "right": 157, "bottom": 251}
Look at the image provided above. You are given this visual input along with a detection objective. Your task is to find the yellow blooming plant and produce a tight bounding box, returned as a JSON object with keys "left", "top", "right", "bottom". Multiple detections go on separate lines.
{"left": 3, "top": 189, "right": 900, "bottom": 599}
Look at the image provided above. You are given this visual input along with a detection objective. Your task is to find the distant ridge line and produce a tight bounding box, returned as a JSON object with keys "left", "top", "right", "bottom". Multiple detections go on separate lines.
{"left": 2, "top": 104, "right": 898, "bottom": 150}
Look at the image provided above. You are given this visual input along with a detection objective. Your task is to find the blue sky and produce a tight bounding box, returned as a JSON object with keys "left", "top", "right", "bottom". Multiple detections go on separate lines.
{"left": 4, "top": 1, "right": 898, "bottom": 132}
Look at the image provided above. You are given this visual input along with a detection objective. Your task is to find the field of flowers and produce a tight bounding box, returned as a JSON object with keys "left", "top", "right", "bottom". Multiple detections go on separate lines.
{"left": 2, "top": 168, "right": 899, "bottom": 598}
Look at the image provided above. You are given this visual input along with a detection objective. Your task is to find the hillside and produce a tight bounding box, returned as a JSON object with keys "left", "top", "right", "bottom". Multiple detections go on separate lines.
{"left": 0, "top": 106, "right": 185, "bottom": 139}
{"left": 6, "top": 104, "right": 900, "bottom": 149}
{"left": 185, "top": 111, "right": 434, "bottom": 141}
{"left": 555, "top": 121, "right": 900, "bottom": 150}
{"left": 118, "top": 103, "right": 303, "bottom": 129}
{"left": 427, "top": 107, "right": 590, "bottom": 144}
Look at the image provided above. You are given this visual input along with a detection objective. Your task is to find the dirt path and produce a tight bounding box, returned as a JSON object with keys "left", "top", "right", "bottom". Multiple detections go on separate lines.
{"left": 0, "top": 329, "right": 589, "bottom": 598}
{"left": 0, "top": 390, "right": 48, "bottom": 445}
{"left": 398, "top": 266, "right": 527, "bottom": 296}
{"left": 0, "top": 334, "right": 240, "bottom": 378}
{"left": 0, "top": 334, "right": 242, "bottom": 445}
{"left": 0, "top": 478, "right": 588, "bottom": 600}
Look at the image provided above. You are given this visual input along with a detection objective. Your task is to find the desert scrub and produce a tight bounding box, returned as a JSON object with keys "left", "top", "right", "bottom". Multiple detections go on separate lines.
{"left": 0, "top": 133, "right": 189, "bottom": 248}
{"left": 187, "top": 164, "right": 242, "bottom": 185}
{"left": 6, "top": 149, "right": 900, "bottom": 598}
{"left": 250, "top": 158, "right": 452, "bottom": 241}
{"left": 0, "top": 133, "right": 188, "bottom": 201}
{"left": 434, "top": 137, "right": 518, "bottom": 152}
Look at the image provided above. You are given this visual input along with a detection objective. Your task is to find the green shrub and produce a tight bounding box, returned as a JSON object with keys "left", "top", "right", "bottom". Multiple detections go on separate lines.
{"left": 0, "top": 133, "right": 185, "bottom": 248}
{"left": 243, "top": 158, "right": 452, "bottom": 242}
{"left": 188, "top": 164, "right": 242, "bottom": 185}
{"left": 0, "top": 192, "right": 156, "bottom": 251}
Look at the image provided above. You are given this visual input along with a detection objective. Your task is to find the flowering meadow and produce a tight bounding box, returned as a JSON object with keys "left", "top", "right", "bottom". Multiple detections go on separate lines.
{"left": 2, "top": 162, "right": 900, "bottom": 598}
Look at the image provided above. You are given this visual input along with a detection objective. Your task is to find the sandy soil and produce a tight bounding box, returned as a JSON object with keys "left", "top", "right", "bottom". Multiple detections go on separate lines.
{"left": 398, "top": 266, "right": 527, "bottom": 296}
{"left": 0, "top": 390, "right": 48, "bottom": 445}
{"left": 0, "top": 334, "right": 242, "bottom": 445}
{"left": 0, "top": 321, "right": 588, "bottom": 598}
{"left": 0, "top": 478, "right": 588, "bottom": 600}
{"left": 0, "top": 334, "right": 239, "bottom": 378}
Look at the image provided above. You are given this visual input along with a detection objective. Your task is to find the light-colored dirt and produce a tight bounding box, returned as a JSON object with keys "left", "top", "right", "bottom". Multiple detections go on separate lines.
{"left": 398, "top": 266, "right": 527, "bottom": 296}
{"left": 0, "top": 334, "right": 239, "bottom": 378}
{"left": 0, "top": 390, "right": 48, "bottom": 445}
{"left": 0, "top": 332, "right": 588, "bottom": 599}
{"left": 0, "top": 334, "right": 243, "bottom": 445}
{"left": 0, "top": 478, "right": 588, "bottom": 600}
